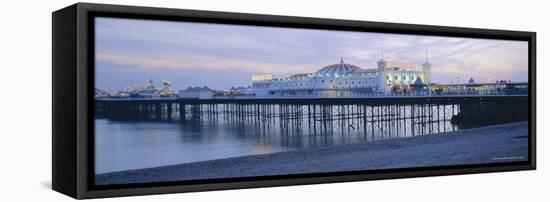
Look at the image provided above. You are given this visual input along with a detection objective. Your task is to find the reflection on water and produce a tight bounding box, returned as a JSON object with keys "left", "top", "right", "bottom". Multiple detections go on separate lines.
{"left": 96, "top": 104, "right": 459, "bottom": 174}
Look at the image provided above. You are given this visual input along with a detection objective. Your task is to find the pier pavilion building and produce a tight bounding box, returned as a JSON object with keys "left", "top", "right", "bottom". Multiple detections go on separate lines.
{"left": 251, "top": 55, "right": 432, "bottom": 97}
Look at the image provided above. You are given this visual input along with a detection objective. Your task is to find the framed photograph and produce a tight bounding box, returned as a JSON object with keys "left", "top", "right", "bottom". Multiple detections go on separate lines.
{"left": 52, "top": 3, "right": 536, "bottom": 199}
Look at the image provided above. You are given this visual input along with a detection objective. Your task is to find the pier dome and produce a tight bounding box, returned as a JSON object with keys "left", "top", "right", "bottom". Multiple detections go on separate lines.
{"left": 315, "top": 58, "right": 362, "bottom": 77}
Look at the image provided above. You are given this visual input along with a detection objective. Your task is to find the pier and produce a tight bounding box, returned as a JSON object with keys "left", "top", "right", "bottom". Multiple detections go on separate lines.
{"left": 95, "top": 95, "right": 528, "bottom": 137}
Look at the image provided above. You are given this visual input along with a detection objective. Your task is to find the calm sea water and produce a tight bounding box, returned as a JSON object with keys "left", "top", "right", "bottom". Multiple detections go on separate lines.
{"left": 95, "top": 105, "right": 459, "bottom": 174}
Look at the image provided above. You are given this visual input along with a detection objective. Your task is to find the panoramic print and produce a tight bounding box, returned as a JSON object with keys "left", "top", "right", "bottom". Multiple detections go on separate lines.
{"left": 94, "top": 17, "right": 529, "bottom": 185}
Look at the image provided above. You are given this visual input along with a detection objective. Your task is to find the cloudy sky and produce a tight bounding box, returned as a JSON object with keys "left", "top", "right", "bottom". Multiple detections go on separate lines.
{"left": 95, "top": 17, "right": 528, "bottom": 91}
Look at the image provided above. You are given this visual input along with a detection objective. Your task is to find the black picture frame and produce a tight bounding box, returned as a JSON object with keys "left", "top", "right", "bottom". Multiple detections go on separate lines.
{"left": 52, "top": 3, "right": 536, "bottom": 199}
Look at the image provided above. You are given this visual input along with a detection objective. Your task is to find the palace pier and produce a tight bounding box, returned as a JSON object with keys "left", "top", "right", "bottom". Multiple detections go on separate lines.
{"left": 95, "top": 95, "right": 528, "bottom": 137}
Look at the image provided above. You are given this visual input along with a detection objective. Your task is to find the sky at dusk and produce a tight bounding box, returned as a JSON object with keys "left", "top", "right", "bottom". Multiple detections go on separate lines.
{"left": 95, "top": 17, "right": 528, "bottom": 91}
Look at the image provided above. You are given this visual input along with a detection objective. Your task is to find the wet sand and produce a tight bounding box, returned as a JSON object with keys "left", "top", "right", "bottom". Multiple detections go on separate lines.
{"left": 96, "top": 121, "right": 529, "bottom": 185}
